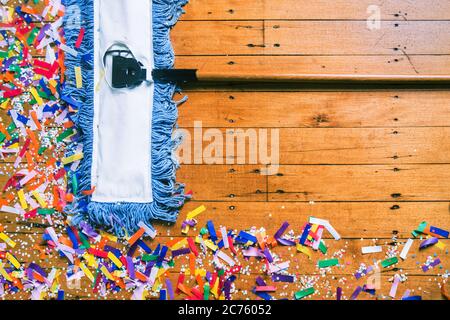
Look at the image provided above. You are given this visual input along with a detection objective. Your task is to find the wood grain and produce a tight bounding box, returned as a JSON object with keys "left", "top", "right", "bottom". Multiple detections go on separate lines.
{"left": 177, "top": 91, "right": 450, "bottom": 128}
{"left": 181, "top": 0, "right": 450, "bottom": 21}
{"left": 176, "top": 127, "right": 450, "bottom": 164}
{"left": 268, "top": 165, "right": 450, "bottom": 201}
{"left": 264, "top": 21, "right": 450, "bottom": 55}
{"left": 176, "top": 56, "right": 450, "bottom": 77}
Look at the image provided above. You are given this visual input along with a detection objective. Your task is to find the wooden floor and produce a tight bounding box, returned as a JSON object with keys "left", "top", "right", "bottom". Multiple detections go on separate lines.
{"left": 172, "top": 0, "right": 450, "bottom": 299}
{"left": 1, "top": 0, "right": 449, "bottom": 300}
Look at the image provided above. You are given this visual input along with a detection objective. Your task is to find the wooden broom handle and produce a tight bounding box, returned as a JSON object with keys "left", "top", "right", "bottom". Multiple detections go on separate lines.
{"left": 195, "top": 72, "right": 450, "bottom": 83}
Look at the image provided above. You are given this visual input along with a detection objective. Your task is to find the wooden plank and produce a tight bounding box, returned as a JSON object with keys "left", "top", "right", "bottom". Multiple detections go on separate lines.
{"left": 179, "top": 127, "right": 450, "bottom": 164}
{"left": 175, "top": 56, "right": 450, "bottom": 78}
{"left": 268, "top": 164, "right": 450, "bottom": 201}
{"left": 172, "top": 21, "right": 450, "bottom": 55}
{"left": 172, "top": 21, "right": 264, "bottom": 55}
{"left": 4, "top": 201, "right": 449, "bottom": 239}
{"left": 178, "top": 91, "right": 450, "bottom": 128}
{"left": 275, "top": 127, "right": 450, "bottom": 165}
{"left": 177, "top": 165, "right": 267, "bottom": 201}
{"left": 9, "top": 228, "right": 449, "bottom": 276}
{"left": 182, "top": 0, "right": 450, "bottom": 20}
{"left": 176, "top": 127, "right": 450, "bottom": 165}
{"left": 4, "top": 270, "right": 446, "bottom": 300}
{"left": 264, "top": 21, "right": 450, "bottom": 55}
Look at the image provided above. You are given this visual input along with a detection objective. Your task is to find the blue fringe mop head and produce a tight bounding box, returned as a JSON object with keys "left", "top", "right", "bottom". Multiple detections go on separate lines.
{"left": 61, "top": 0, "right": 190, "bottom": 237}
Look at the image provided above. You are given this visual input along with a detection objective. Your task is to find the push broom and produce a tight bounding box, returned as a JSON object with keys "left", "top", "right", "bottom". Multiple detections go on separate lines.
{"left": 61, "top": 0, "right": 450, "bottom": 237}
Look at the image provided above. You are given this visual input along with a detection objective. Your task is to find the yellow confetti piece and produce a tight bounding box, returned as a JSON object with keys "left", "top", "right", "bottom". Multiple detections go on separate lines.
{"left": 211, "top": 278, "right": 219, "bottom": 298}
{"left": 195, "top": 269, "right": 206, "bottom": 277}
{"left": 108, "top": 251, "right": 123, "bottom": 268}
{"left": 100, "top": 231, "right": 118, "bottom": 242}
{"left": 100, "top": 265, "right": 115, "bottom": 281}
{"left": 82, "top": 253, "right": 98, "bottom": 268}
{"left": 171, "top": 238, "right": 188, "bottom": 251}
{"left": 297, "top": 244, "right": 312, "bottom": 259}
{"left": 436, "top": 240, "right": 446, "bottom": 250}
{"left": 181, "top": 225, "right": 190, "bottom": 235}
{"left": 0, "top": 263, "right": 13, "bottom": 282}
{"left": 0, "top": 100, "right": 9, "bottom": 110}
{"left": 7, "top": 143, "right": 19, "bottom": 149}
{"left": 157, "top": 268, "right": 167, "bottom": 278}
{"left": 18, "top": 189, "right": 28, "bottom": 209}
{"left": 79, "top": 262, "right": 94, "bottom": 282}
{"left": 0, "top": 232, "right": 16, "bottom": 248}
{"left": 6, "top": 252, "right": 21, "bottom": 269}
{"left": 48, "top": 79, "right": 58, "bottom": 88}
{"left": 187, "top": 205, "right": 206, "bottom": 221}
{"left": 152, "top": 280, "right": 160, "bottom": 293}
{"left": 204, "top": 240, "right": 218, "bottom": 252}
{"left": 32, "top": 190, "right": 47, "bottom": 208}
{"left": 30, "top": 87, "right": 43, "bottom": 106}
{"left": 75, "top": 66, "right": 82, "bottom": 88}
{"left": 62, "top": 153, "right": 84, "bottom": 165}
{"left": 310, "top": 224, "right": 319, "bottom": 233}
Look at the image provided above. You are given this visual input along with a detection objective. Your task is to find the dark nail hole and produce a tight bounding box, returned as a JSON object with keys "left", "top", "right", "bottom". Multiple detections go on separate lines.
{"left": 276, "top": 190, "right": 285, "bottom": 194}
{"left": 274, "top": 43, "right": 280, "bottom": 47}
{"left": 229, "top": 194, "right": 235, "bottom": 198}
{"left": 390, "top": 205, "right": 400, "bottom": 210}
{"left": 228, "top": 61, "right": 235, "bottom": 65}
{"left": 229, "top": 95, "right": 235, "bottom": 100}
{"left": 391, "top": 193, "right": 402, "bottom": 198}
{"left": 229, "top": 206, "right": 236, "bottom": 211}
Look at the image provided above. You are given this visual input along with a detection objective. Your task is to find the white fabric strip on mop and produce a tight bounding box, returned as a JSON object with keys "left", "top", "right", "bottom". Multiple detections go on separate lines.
{"left": 91, "top": 0, "right": 154, "bottom": 203}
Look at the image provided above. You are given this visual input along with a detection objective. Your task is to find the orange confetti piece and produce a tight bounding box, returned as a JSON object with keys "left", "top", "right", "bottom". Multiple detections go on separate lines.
{"left": 128, "top": 228, "right": 145, "bottom": 246}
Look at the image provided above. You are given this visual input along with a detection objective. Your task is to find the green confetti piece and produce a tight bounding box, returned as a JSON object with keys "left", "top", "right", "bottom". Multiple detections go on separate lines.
{"left": 7, "top": 122, "right": 16, "bottom": 133}
{"left": 142, "top": 254, "right": 158, "bottom": 262}
{"left": 381, "top": 257, "right": 398, "bottom": 268}
{"left": 79, "top": 233, "right": 90, "bottom": 249}
{"left": 200, "top": 228, "right": 208, "bottom": 236}
{"left": 72, "top": 174, "right": 78, "bottom": 195}
{"left": 27, "top": 28, "right": 39, "bottom": 46}
{"left": 0, "top": 133, "right": 6, "bottom": 144}
{"left": 218, "top": 269, "right": 225, "bottom": 276}
{"left": 92, "top": 269, "right": 100, "bottom": 289}
{"left": 295, "top": 287, "right": 315, "bottom": 300}
{"left": 38, "top": 208, "right": 55, "bottom": 216}
{"left": 0, "top": 51, "right": 8, "bottom": 58}
{"left": 318, "top": 258, "right": 339, "bottom": 268}
{"left": 319, "top": 241, "right": 327, "bottom": 254}
{"left": 204, "top": 283, "right": 210, "bottom": 301}
{"left": 38, "top": 146, "right": 47, "bottom": 155}
{"left": 57, "top": 128, "right": 75, "bottom": 143}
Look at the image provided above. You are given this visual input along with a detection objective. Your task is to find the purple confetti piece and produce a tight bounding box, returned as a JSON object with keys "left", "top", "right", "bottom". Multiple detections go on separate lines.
{"left": 274, "top": 222, "right": 289, "bottom": 239}
{"left": 419, "top": 237, "right": 438, "bottom": 250}
{"left": 271, "top": 274, "right": 294, "bottom": 283}
{"left": 166, "top": 279, "right": 174, "bottom": 300}
{"left": 350, "top": 286, "right": 362, "bottom": 300}
{"left": 276, "top": 238, "right": 296, "bottom": 246}
{"left": 337, "top": 287, "right": 342, "bottom": 300}
{"left": 126, "top": 256, "right": 135, "bottom": 279}
{"left": 263, "top": 248, "right": 273, "bottom": 263}
{"left": 172, "top": 248, "right": 191, "bottom": 258}
{"left": 255, "top": 276, "right": 267, "bottom": 287}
